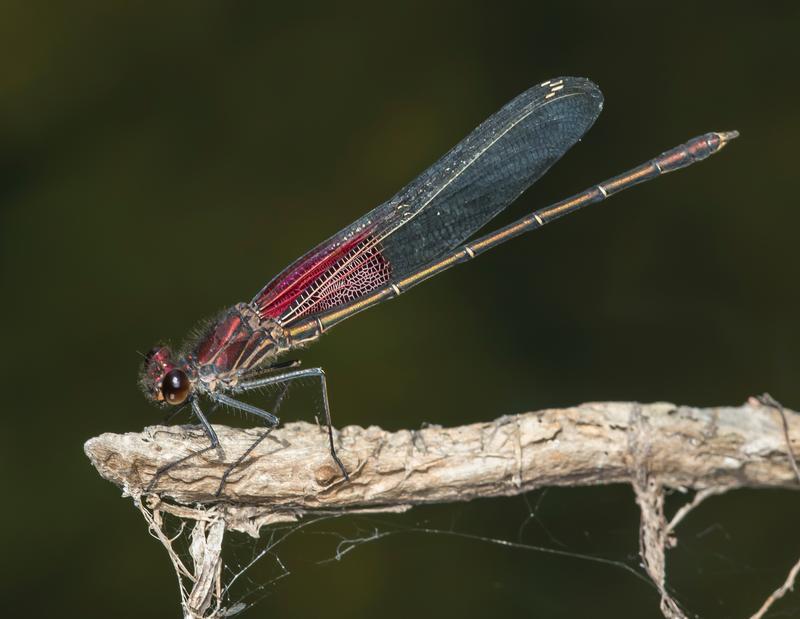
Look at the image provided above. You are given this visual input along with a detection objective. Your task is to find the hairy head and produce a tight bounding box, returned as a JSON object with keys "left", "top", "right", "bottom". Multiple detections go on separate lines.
{"left": 139, "top": 345, "right": 192, "bottom": 407}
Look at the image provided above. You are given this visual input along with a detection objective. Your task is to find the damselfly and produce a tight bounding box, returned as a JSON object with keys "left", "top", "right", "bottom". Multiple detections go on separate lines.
{"left": 140, "top": 77, "right": 737, "bottom": 490}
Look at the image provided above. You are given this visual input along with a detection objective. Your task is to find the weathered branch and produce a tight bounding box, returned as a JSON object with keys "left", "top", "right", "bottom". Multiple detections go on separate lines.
{"left": 85, "top": 399, "right": 800, "bottom": 619}
{"left": 86, "top": 401, "right": 799, "bottom": 529}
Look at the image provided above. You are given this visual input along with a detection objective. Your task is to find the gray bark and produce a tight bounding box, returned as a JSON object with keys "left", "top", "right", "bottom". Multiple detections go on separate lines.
{"left": 85, "top": 400, "right": 800, "bottom": 533}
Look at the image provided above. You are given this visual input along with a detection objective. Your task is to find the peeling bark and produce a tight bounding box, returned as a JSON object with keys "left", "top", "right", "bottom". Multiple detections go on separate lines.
{"left": 85, "top": 401, "right": 800, "bottom": 530}
{"left": 85, "top": 399, "right": 800, "bottom": 619}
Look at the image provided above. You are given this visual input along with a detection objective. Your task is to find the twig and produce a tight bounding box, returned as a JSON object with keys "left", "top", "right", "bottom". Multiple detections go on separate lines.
{"left": 751, "top": 555, "right": 800, "bottom": 619}
{"left": 667, "top": 487, "right": 729, "bottom": 535}
{"left": 753, "top": 393, "right": 800, "bottom": 484}
{"left": 85, "top": 400, "right": 800, "bottom": 619}
{"left": 86, "top": 401, "right": 800, "bottom": 525}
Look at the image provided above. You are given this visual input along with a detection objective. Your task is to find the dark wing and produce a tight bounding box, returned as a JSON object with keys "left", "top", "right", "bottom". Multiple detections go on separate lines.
{"left": 253, "top": 77, "right": 603, "bottom": 325}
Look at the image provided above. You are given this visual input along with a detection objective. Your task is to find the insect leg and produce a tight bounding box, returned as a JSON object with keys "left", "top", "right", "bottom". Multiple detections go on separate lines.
{"left": 210, "top": 392, "right": 280, "bottom": 426}
{"left": 192, "top": 398, "right": 221, "bottom": 447}
{"left": 234, "top": 368, "right": 349, "bottom": 481}
{"left": 145, "top": 398, "right": 220, "bottom": 493}
{"left": 161, "top": 401, "right": 189, "bottom": 424}
{"left": 213, "top": 383, "right": 291, "bottom": 496}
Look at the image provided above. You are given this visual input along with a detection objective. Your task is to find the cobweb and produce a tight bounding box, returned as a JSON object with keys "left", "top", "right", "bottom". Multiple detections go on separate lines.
{"left": 127, "top": 396, "right": 800, "bottom": 619}
{"left": 130, "top": 486, "right": 713, "bottom": 619}
{"left": 132, "top": 481, "right": 800, "bottom": 619}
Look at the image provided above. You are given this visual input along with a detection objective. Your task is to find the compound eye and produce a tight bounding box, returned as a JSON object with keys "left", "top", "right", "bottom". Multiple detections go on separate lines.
{"left": 161, "top": 369, "right": 190, "bottom": 405}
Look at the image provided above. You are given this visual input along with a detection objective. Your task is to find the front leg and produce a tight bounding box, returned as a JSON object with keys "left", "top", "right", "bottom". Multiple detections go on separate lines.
{"left": 192, "top": 398, "right": 221, "bottom": 449}
{"left": 234, "top": 367, "right": 349, "bottom": 481}
{"left": 213, "top": 382, "right": 290, "bottom": 496}
{"left": 145, "top": 397, "right": 221, "bottom": 493}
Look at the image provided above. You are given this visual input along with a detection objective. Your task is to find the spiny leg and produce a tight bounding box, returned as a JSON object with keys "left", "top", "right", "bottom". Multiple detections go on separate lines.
{"left": 145, "top": 398, "right": 221, "bottom": 493}
{"left": 162, "top": 401, "right": 188, "bottom": 425}
{"left": 239, "top": 358, "right": 302, "bottom": 380}
{"left": 234, "top": 367, "right": 349, "bottom": 481}
{"left": 213, "top": 384, "right": 289, "bottom": 496}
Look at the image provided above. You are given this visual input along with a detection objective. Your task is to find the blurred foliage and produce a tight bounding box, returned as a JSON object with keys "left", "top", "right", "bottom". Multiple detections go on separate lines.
{"left": 1, "top": 1, "right": 799, "bottom": 617}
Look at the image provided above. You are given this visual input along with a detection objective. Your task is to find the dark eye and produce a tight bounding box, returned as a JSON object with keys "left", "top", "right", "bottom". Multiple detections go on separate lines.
{"left": 161, "top": 369, "right": 191, "bottom": 405}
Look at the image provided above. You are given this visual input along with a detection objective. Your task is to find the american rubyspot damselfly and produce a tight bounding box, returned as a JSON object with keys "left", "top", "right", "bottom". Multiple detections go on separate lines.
{"left": 140, "top": 77, "right": 737, "bottom": 490}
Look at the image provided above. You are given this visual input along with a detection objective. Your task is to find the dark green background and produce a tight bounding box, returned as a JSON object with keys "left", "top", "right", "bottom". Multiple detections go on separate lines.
{"left": 3, "top": 2, "right": 799, "bottom": 617}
